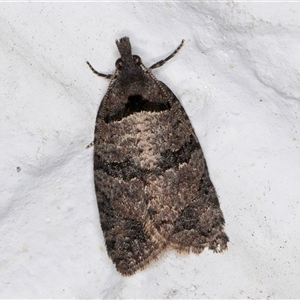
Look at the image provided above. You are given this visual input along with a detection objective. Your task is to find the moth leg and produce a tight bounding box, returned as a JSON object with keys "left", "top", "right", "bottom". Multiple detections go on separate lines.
{"left": 150, "top": 39, "right": 185, "bottom": 69}
{"left": 86, "top": 61, "right": 113, "bottom": 79}
{"left": 85, "top": 141, "right": 94, "bottom": 149}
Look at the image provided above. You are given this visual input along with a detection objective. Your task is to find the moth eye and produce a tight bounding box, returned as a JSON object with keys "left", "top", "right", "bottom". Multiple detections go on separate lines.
{"left": 133, "top": 55, "right": 141, "bottom": 66}
{"left": 115, "top": 58, "right": 123, "bottom": 70}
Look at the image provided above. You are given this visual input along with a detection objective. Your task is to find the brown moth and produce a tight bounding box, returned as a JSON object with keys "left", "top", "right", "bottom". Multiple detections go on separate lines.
{"left": 87, "top": 37, "right": 229, "bottom": 276}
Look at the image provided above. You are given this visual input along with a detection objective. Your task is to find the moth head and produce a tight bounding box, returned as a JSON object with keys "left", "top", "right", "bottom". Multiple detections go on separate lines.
{"left": 115, "top": 55, "right": 142, "bottom": 70}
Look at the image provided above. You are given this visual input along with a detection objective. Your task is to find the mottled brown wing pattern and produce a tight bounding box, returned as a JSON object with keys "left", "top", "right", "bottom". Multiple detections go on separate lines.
{"left": 89, "top": 37, "right": 228, "bottom": 275}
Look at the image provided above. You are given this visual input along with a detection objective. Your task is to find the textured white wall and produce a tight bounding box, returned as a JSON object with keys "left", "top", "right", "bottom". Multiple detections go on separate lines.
{"left": 1, "top": 2, "right": 300, "bottom": 298}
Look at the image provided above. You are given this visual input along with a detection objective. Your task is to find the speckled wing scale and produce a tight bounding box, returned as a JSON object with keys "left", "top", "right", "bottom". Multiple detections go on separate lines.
{"left": 87, "top": 37, "right": 229, "bottom": 276}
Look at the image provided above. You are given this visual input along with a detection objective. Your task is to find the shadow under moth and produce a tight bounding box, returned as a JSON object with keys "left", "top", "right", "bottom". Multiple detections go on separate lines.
{"left": 87, "top": 37, "right": 229, "bottom": 276}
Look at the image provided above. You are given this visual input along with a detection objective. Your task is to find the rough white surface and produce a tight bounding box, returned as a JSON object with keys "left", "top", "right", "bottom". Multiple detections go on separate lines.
{"left": 1, "top": 2, "right": 300, "bottom": 299}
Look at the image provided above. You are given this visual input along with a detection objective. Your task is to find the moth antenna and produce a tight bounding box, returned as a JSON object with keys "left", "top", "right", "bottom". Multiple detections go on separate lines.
{"left": 150, "top": 39, "right": 185, "bottom": 70}
{"left": 86, "top": 61, "right": 113, "bottom": 79}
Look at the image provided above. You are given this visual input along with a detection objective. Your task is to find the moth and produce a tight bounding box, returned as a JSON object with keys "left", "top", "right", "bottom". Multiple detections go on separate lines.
{"left": 87, "top": 37, "right": 228, "bottom": 276}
